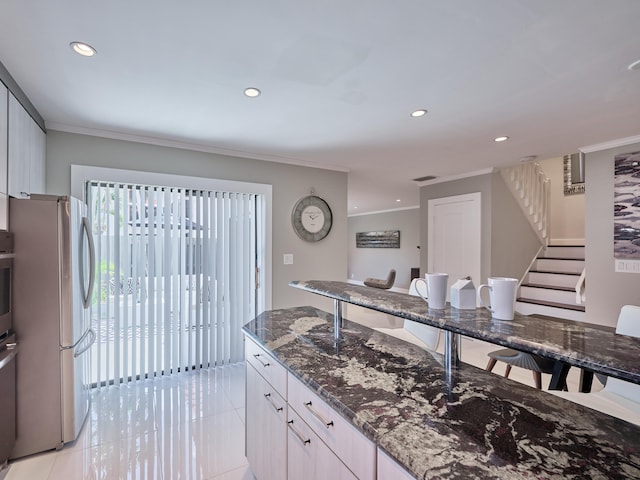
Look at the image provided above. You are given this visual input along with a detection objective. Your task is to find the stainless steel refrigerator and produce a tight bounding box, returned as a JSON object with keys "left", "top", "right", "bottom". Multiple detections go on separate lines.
{"left": 9, "top": 195, "right": 95, "bottom": 458}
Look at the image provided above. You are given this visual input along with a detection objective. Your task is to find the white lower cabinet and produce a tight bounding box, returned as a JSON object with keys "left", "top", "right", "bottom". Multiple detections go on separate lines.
{"left": 287, "top": 408, "right": 357, "bottom": 480}
{"left": 377, "top": 448, "right": 415, "bottom": 480}
{"left": 246, "top": 362, "right": 287, "bottom": 480}
{"left": 245, "top": 336, "right": 377, "bottom": 480}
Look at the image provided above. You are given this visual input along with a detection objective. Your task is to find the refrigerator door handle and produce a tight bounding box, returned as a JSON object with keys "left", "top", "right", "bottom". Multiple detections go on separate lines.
{"left": 61, "top": 327, "right": 95, "bottom": 354}
{"left": 79, "top": 216, "right": 96, "bottom": 309}
{"left": 74, "top": 329, "right": 96, "bottom": 358}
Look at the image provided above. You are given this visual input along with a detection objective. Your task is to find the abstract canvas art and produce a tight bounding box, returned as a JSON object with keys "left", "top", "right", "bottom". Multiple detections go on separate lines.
{"left": 614, "top": 150, "right": 640, "bottom": 258}
{"left": 356, "top": 230, "right": 400, "bottom": 248}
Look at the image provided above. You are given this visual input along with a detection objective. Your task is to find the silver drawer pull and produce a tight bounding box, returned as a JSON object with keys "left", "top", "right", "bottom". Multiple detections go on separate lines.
{"left": 304, "top": 401, "right": 334, "bottom": 428}
{"left": 253, "top": 353, "right": 270, "bottom": 367}
{"left": 264, "top": 393, "right": 283, "bottom": 412}
{"left": 288, "top": 420, "right": 310, "bottom": 446}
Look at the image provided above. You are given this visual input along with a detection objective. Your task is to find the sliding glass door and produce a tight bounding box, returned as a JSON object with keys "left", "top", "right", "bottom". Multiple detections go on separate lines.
{"left": 87, "top": 181, "right": 264, "bottom": 386}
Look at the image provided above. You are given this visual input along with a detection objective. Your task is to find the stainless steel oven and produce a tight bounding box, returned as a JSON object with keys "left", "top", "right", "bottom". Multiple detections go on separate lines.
{"left": 0, "top": 232, "right": 13, "bottom": 337}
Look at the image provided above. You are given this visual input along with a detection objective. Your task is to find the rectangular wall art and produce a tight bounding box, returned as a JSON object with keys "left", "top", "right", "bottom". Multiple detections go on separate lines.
{"left": 356, "top": 230, "right": 400, "bottom": 248}
{"left": 614, "top": 150, "right": 640, "bottom": 258}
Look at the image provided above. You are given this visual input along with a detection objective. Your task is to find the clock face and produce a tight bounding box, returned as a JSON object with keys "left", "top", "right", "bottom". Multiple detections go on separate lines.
{"left": 301, "top": 205, "right": 325, "bottom": 233}
{"left": 292, "top": 195, "right": 332, "bottom": 242}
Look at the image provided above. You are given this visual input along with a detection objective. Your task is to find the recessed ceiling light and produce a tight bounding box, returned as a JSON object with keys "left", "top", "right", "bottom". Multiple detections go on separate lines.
{"left": 410, "top": 109, "right": 427, "bottom": 118}
{"left": 244, "top": 87, "right": 261, "bottom": 98}
{"left": 70, "top": 41, "right": 96, "bottom": 57}
{"left": 494, "top": 136, "right": 509, "bottom": 142}
{"left": 628, "top": 59, "right": 640, "bottom": 71}
{"left": 396, "top": 199, "right": 401, "bottom": 202}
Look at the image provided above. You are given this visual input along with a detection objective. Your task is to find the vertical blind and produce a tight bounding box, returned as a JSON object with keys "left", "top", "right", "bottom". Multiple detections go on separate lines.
{"left": 88, "top": 181, "right": 263, "bottom": 386}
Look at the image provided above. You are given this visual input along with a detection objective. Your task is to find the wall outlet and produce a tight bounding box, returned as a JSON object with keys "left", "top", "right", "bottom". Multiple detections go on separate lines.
{"left": 615, "top": 259, "right": 640, "bottom": 273}
{"left": 283, "top": 254, "right": 294, "bottom": 265}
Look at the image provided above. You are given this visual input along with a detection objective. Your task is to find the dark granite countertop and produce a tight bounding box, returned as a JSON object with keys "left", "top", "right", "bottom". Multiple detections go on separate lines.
{"left": 290, "top": 280, "right": 640, "bottom": 385}
{"left": 243, "top": 306, "right": 640, "bottom": 479}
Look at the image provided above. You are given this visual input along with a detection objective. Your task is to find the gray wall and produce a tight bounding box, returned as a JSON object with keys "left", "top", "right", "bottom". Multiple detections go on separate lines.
{"left": 420, "top": 173, "right": 493, "bottom": 283}
{"left": 45, "top": 130, "right": 348, "bottom": 312}
{"left": 538, "top": 156, "right": 585, "bottom": 243}
{"left": 348, "top": 208, "right": 420, "bottom": 290}
{"left": 419, "top": 171, "right": 540, "bottom": 284}
{"left": 585, "top": 141, "right": 640, "bottom": 327}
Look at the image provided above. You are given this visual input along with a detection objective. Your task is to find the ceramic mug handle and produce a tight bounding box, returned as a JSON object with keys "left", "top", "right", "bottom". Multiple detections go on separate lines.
{"left": 477, "top": 284, "right": 493, "bottom": 314}
{"left": 414, "top": 278, "right": 429, "bottom": 303}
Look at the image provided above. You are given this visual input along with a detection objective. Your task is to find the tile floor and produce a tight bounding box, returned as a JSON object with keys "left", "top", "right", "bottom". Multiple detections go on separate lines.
{"left": 5, "top": 309, "right": 605, "bottom": 480}
{"left": 6, "top": 363, "right": 253, "bottom": 480}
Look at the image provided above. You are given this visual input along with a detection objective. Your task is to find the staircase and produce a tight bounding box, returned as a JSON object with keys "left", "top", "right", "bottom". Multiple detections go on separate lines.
{"left": 516, "top": 245, "right": 586, "bottom": 321}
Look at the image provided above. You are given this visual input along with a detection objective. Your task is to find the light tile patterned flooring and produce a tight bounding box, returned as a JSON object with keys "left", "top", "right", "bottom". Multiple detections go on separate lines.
{"left": 6, "top": 364, "right": 253, "bottom": 480}
{"left": 6, "top": 308, "right": 605, "bottom": 479}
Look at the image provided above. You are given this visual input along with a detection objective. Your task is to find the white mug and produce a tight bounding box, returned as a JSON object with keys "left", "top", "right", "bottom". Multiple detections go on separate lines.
{"left": 415, "top": 273, "right": 448, "bottom": 309}
{"left": 477, "top": 277, "right": 518, "bottom": 320}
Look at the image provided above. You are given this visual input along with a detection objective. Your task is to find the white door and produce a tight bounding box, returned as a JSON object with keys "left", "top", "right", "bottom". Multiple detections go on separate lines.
{"left": 428, "top": 193, "right": 481, "bottom": 302}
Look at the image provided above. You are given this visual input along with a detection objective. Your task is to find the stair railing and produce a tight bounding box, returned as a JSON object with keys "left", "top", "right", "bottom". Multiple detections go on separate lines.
{"left": 500, "top": 162, "right": 550, "bottom": 247}
{"left": 575, "top": 268, "right": 586, "bottom": 304}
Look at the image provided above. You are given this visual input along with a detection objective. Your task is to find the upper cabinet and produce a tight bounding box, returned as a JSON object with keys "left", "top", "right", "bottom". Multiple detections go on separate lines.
{"left": 8, "top": 93, "right": 45, "bottom": 198}
{"left": 0, "top": 83, "right": 7, "bottom": 195}
{"left": 0, "top": 84, "right": 7, "bottom": 230}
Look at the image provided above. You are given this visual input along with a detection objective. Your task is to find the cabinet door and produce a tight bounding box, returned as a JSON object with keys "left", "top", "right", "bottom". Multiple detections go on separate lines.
{"left": 287, "top": 408, "right": 357, "bottom": 480}
{"left": 378, "top": 448, "right": 415, "bottom": 479}
{"left": 29, "top": 120, "right": 45, "bottom": 195}
{"left": 0, "top": 83, "right": 7, "bottom": 195}
{"left": 246, "top": 363, "right": 287, "bottom": 480}
{"left": 8, "top": 94, "right": 30, "bottom": 198}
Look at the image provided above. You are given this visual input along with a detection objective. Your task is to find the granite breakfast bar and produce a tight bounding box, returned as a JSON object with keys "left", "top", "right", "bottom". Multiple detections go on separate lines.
{"left": 243, "top": 305, "right": 640, "bottom": 478}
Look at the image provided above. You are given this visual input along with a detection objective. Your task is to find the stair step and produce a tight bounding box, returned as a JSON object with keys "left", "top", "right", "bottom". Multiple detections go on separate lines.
{"left": 519, "top": 285, "right": 581, "bottom": 305}
{"left": 527, "top": 271, "right": 580, "bottom": 289}
{"left": 517, "top": 297, "right": 586, "bottom": 312}
{"left": 541, "top": 245, "right": 585, "bottom": 260}
{"left": 534, "top": 258, "right": 584, "bottom": 274}
{"left": 521, "top": 283, "right": 575, "bottom": 292}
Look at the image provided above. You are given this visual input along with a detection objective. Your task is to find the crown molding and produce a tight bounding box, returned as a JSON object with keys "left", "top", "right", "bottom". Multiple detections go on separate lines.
{"left": 348, "top": 205, "right": 419, "bottom": 217}
{"left": 46, "top": 122, "right": 351, "bottom": 173}
{"left": 579, "top": 134, "right": 640, "bottom": 153}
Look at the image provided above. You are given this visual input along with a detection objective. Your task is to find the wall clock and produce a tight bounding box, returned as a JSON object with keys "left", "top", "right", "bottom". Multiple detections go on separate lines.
{"left": 291, "top": 195, "right": 333, "bottom": 242}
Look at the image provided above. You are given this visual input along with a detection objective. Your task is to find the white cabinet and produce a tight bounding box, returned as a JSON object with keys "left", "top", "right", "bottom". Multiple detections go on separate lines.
{"left": 8, "top": 93, "right": 45, "bottom": 198}
{"left": 0, "top": 83, "right": 7, "bottom": 194}
{"left": 377, "top": 448, "right": 415, "bottom": 480}
{"left": 245, "top": 335, "right": 378, "bottom": 480}
{"left": 0, "top": 84, "right": 7, "bottom": 230}
{"left": 288, "top": 373, "right": 376, "bottom": 480}
{"left": 246, "top": 362, "right": 287, "bottom": 480}
{"left": 287, "top": 408, "right": 357, "bottom": 480}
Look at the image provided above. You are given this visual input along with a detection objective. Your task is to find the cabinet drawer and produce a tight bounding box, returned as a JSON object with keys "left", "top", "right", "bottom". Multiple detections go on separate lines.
{"left": 287, "top": 408, "right": 357, "bottom": 480}
{"left": 245, "top": 336, "right": 287, "bottom": 396}
{"left": 288, "top": 373, "right": 376, "bottom": 480}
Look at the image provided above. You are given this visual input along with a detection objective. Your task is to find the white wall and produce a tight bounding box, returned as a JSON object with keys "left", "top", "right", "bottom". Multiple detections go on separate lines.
{"left": 584, "top": 140, "right": 640, "bottom": 327}
{"left": 538, "top": 156, "right": 585, "bottom": 244}
{"left": 348, "top": 208, "right": 420, "bottom": 290}
{"left": 45, "top": 130, "right": 348, "bottom": 312}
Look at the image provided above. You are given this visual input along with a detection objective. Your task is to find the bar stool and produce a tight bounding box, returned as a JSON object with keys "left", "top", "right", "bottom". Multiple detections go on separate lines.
{"left": 486, "top": 348, "right": 555, "bottom": 389}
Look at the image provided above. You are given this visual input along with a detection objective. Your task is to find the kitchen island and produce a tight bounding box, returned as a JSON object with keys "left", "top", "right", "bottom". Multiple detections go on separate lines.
{"left": 243, "top": 305, "right": 640, "bottom": 479}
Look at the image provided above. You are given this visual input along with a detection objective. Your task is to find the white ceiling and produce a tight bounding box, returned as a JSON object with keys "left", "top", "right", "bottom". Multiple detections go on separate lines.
{"left": 1, "top": 0, "right": 639, "bottom": 214}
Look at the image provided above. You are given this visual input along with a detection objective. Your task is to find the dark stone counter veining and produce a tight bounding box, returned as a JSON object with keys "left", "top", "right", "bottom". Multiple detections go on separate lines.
{"left": 244, "top": 306, "right": 640, "bottom": 479}
{"left": 290, "top": 280, "right": 640, "bottom": 385}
